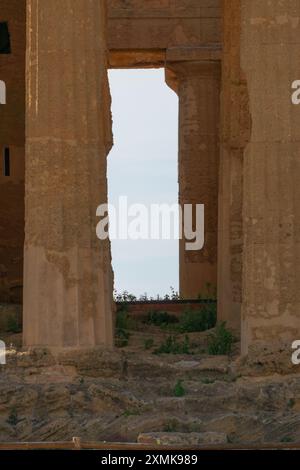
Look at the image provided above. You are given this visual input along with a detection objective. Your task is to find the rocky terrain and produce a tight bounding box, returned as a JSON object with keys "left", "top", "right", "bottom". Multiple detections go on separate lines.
{"left": 0, "top": 305, "right": 300, "bottom": 445}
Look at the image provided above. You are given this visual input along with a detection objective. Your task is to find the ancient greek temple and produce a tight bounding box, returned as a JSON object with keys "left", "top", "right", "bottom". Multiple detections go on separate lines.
{"left": 1, "top": 0, "right": 299, "bottom": 354}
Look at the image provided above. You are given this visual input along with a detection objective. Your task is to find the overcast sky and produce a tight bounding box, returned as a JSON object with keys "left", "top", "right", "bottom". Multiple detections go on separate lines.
{"left": 108, "top": 69, "right": 179, "bottom": 298}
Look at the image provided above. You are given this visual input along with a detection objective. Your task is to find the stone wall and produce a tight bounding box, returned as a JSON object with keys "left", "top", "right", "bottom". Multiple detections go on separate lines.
{"left": 0, "top": 1, "right": 26, "bottom": 303}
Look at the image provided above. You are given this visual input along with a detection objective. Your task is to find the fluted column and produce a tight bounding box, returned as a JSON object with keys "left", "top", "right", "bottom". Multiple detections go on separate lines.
{"left": 166, "top": 49, "right": 221, "bottom": 299}
{"left": 23, "top": 0, "right": 114, "bottom": 348}
{"left": 240, "top": 0, "right": 300, "bottom": 353}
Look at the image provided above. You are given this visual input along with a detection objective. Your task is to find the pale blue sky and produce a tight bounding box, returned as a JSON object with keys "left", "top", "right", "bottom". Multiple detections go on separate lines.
{"left": 108, "top": 69, "right": 179, "bottom": 298}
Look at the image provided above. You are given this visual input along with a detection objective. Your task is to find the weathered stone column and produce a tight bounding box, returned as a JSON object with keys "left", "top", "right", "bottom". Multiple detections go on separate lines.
{"left": 240, "top": 1, "right": 300, "bottom": 354}
{"left": 23, "top": 0, "right": 114, "bottom": 348}
{"left": 166, "top": 48, "right": 221, "bottom": 299}
{"left": 217, "top": 0, "right": 251, "bottom": 333}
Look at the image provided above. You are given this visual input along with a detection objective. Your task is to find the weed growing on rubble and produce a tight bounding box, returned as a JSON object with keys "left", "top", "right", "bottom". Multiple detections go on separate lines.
{"left": 173, "top": 380, "right": 186, "bottom": 397}
{"left": 7, "top": 407, "right": 18, "bottom": 426}
{"left": 115, "top": 328, "right": 130, "bottom": 348}
{"left": 154, "top": 335, "right": 190, "bottom": 355}
{"left": 207, "top": 322, "right": 234, "bottom": 355}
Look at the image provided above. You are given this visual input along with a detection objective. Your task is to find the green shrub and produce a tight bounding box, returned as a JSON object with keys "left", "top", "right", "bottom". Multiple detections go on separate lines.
{"left": 287, "top": 398, "right": 295, "bottom": 409}
{"left": 280, "top": 436, "right": 293, "bottom": 443}
{"left": 146, "top": 310, "right": 178, "bottom": 327}
{"left": 179, "top": 305, "right": 216, "bottom": 333}
{"left": 144, "top": 338, "right": 154, "bottom": 350}
{"left": 154, "top": 335, "right": 190, "bottom": 355}
{"left": 6, "top": 315, "right": 22, "bottom": 334}
{"left": 116, "top": 310, "right": 129, "bottom": 330}
{"left": 116, "top": 310, "right": 137, "bottom": 331}
{"left": 201, "top": 378, "right": 215, "bottom": 385}
{"left": 207, "top": 322, "right": 234, "bottom": 355}
{"left": 7, "top": 408, "right": 18, "bottom": 426}
{"left": 173, "top": 380, "right": 185, "bottom": 397}
{"left": 163, "top": 419, "right": 179, "bottom": 432}
{"left": 115, "top": 328, "right": 130, "bottom": 348}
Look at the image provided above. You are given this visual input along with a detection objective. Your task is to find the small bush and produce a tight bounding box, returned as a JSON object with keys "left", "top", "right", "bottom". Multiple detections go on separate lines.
{"left": 207, "top": 322, "right": 234, "bottom": 355}
{"left": 179, "top": 305, "right": 216, "bottom": 333}
{"left": 146, "top": 311, "right": 178, "bottom": 327}
{"left": 144, "top": 338, "right": 154, "bottom": 350}
{"left": 115, "top": 328, "right": 130, "bottom": 348}
{"left": 280, "top": 436, "right": 293, "bottom": 443}
{"left": 116, "top": 310, "right": 137, "bottom": 331}
{"left": 154, "top": 335, "right": 190, "bottom": 355}
{"left": 173, "top": 380, "right": 185, "bottom": 397}
{"left": 6, "top": 315, "right": 22, "bottom": 334}
{"left": 201, "top": 378, "right": 215, "bottom": 385}
{"left": 163, "top": 419, "right": 179, "bottom": 432}
{"left": 287, "top": 398, "right": 295, "bottom": 409}
{"left": 116, "top": 311, "right": 129, "bottom": 330}
{"left": 7, "top": 408, "right": 18, "bottom": 426}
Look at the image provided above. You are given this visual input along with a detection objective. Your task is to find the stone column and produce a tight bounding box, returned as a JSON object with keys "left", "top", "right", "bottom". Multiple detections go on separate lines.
{"left": 217, "top": 0, "right": 251, "bottom": 333}
{"left": 23, "top": 0, "right": 114, "bottom": 348}
{"left": 166, "top": 48, "right": 221, "bottom": 299}
{"left": 240, "top": 0, "right": 300, "bottom": 354}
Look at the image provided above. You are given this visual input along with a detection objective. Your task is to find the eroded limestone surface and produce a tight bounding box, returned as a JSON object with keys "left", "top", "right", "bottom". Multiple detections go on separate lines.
{"left": 0, "top": 327, "right": 300, "bottom": 445}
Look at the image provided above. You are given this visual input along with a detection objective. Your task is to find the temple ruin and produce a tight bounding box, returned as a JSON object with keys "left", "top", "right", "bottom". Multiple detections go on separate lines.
{"left": 1, "top": 0, "right": 300, "bottom": 354}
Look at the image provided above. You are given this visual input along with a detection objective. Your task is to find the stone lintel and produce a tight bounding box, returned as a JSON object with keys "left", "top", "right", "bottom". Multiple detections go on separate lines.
{"left": 109, "top": 49, "right": 165, "bottom": 69}
{"left": 109, "top": 45, "right": 222, "bottom": 69}
{"left": 166, "top": 45, "right": 222, "bottom": 64}
{"left": 165, "top": 46, "right": 221, "bottom": 94}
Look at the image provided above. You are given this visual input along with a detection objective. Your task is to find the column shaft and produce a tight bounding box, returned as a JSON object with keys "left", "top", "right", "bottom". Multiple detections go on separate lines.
{"left": 168, "top": 59, "right": 220, "bottom": 299}
{"left": 240, "top": 0, "right": 300, "bottom": 353}
{"left": 23, "top": 0, "right": 114, "bottom": 348}
{"left": 217, "top": 0, "right": 251, "bottom": 332}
